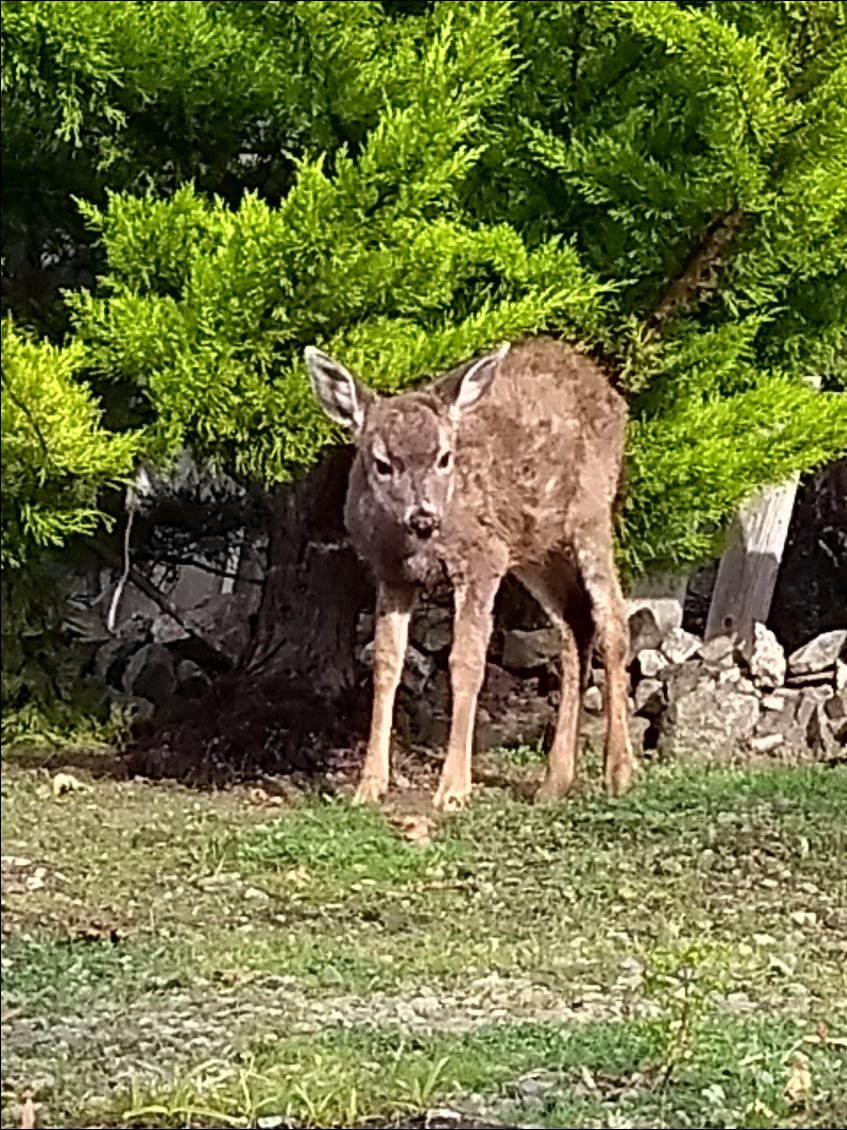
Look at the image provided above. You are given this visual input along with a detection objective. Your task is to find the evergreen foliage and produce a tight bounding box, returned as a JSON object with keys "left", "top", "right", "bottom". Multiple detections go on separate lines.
{"left": 1, "top": 320, "right": 136, "bottom": 743}
{"left": 2, "top": 0, "right": 846, "bottom": 728}
{"left": 1, "top": 320, "right": 136, "bottom": 568}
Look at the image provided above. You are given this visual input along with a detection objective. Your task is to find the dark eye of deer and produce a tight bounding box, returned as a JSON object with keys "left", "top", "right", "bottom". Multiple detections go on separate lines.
{"left": 374, "top": 457, "right": 392, "bottom": 478}
{"left": 438, "top": 451, "right": 452, "bottom": 471}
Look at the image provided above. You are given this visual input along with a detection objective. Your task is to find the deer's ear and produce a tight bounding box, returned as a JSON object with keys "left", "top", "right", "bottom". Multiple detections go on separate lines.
{"left": 440, "top": 343, "right": 510, "bottom": 418}
{"left": 304, "top": 347, "right": 372, "bottom": 433}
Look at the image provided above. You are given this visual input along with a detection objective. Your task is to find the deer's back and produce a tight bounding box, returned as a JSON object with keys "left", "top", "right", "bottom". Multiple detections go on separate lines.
{"left": 447, "top": 338, "right": 626, "bottom": 569}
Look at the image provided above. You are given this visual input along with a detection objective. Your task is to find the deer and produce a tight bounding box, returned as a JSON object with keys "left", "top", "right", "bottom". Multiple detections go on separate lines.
{"left": 304, "top": 336, "right": 633, "bottom": 811}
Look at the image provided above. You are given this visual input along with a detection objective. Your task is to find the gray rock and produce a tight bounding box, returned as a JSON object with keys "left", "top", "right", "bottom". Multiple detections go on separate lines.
{"left": 806, "top": 703, "right": 841, "bottom": 757}
{"left": 628, "top": 607, "right": 662, "bottom": 658}
{"left": 795, "top": 685, "right": 832, "bottom": 732}
{"left": 824, "top": 689, "right": 847, "bottom": 722}
{"left": 756, "top": 686, "right": 830, "bottom": 753}
{"left": 754, "top": 703, "right": 802, "bottom": 744}
{"left": 659, "top": 681, "right": 760, "bottom": 759}
{"left": 176, "top": 659, "right": 212, "bottom": 699}
{"left": 62, "top": 602, "right": 111, "bottom": 643}
{"left": 786, "top": 669, "right": 836, "bottom": 688}
{"left": 659, "top": 660, "right": 706, "bottom": 700}
{"left": 507, "top": 1070, "right": 561, "bottom": 1103}
{"left": 401, "top": 699, "right": 449, "bottom": 749}
{"left": 761, "top": 691, "right": 790, "bottom": 712}
{"left": 476, "top": 692, "right": 553, "bottom": 751}
{"left": 123, "top": 643, "right": 177, "bottom": 705}
{"left": 837, "top": 660, "right": 847, "bottom": 691}
{"left": 94, "top": 638, "right": 130, "bottom": 686}
{"left": 582, "top": 685, "right": 603, "bottom": 714}
{"left": 483, "top": 663, "right": 523, "bottom": 701}
{"left": 742, "top": 622, "right": 786, "bottom": 689}
{"left": 412, "top": 607, "right": 453, "bottom": 653}
{"left": 788, "top": 629, "right": 847, "bottom": 676}
{"left": 629, "top": 714, "right": 652, "bottom": 751}
{"left": 661, "top": 627, "right": 702, "bottom": 665}
{"left": 501, "top": 628, "right": 560, "bottom": 671}
{"left": 401, "top": 644, "right": 436, "bottom": 695}
{"left": 151, "top": 612, "right": 190, "bottom": 645}
{"left": 634, "top": 678, "right": 664, "bottom": 717}
{"left": 428, "top": 668, "right": 451, "bottom": 708}
{"left": 579, "top": 711, "right": 607, "bottom": 747}
{"left": 126, "top": 695, "right": 155, "bottom": 725}
{"left": 701, "top": 634, "right": 736, "bottom": 670}
{"left": 94, "top": 614, "right": 151, "bottom": 685}
{"left": 180, "top": 593, "right": 254, "bottom": 664}
{"left": 361, "top": 637, "right": 437, "bottom": 694}
{"left": 748, "top": 732, "right": 784, "bottom": 754}
{"left": 735, "top": 674, "right": 758, "bottom": 696}
{"left": 636, "top": 648, "right": 669, "bottom": 678}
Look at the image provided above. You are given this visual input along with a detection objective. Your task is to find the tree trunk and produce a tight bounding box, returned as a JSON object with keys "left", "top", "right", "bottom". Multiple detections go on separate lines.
{"left": 246, "top": 445, "right": 371, "bottom": 699}
{"left": 129, "top": 446, "right": 373, "bottom": 783}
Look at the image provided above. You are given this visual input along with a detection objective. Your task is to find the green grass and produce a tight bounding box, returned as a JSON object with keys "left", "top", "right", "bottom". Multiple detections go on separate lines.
{"left": 2, "top": 756, "right": 846, "bottom": 1128}
{"left": 119, "top": 1018, "right": 847, "bottom": 1130}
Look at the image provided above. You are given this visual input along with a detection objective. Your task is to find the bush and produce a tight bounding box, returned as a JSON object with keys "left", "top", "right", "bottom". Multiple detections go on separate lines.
{"left": 2, "top": 0, "right": 846, "bottom": 732}
{"left": 1, "top": 319, "right": 137, "bottom": 567}
{"left": 1, "top": 318, "right": 137, "bottom": 739}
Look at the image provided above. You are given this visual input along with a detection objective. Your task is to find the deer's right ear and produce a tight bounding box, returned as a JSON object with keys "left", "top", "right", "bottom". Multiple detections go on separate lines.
{"left": 304, "top": 347, "right": 371, "bottom": 433}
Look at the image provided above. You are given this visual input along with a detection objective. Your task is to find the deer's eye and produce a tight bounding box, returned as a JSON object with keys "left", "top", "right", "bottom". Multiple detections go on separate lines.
{"left": 374, "top": 456, "right": 392, "bottom": 478}
{"left": 437, "top": 450, "right": 452, "bottom": 471}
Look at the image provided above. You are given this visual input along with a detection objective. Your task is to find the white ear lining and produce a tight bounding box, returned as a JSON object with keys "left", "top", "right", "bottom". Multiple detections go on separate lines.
{"left": 452, "top": 342, "right": 510, "bottom": 415}
{"left": 304, "top": 346, "right": 365, "bottom": 431}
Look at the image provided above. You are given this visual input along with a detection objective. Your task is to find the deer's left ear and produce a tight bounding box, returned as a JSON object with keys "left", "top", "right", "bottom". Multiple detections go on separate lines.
{"left": 437, "top": 343, "right": 510, "bottom": 419}
{"left": 304, "top": 347, "right": 373, "bottom": 434}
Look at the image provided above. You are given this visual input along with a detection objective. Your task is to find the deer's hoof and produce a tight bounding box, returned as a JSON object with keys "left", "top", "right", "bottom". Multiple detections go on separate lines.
{"left": 353, "top": 777, "right": 388, "bottom": 805}
{"left": 432, "top": 782, "right": 471, "bottom": 813}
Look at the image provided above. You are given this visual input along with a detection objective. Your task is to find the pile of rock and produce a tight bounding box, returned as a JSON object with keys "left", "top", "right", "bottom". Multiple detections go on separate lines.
{"left": 72, "top": 591, "right": 257, "bottom": 724}
{"left": 627, "top": 621, "right": 846, "bottom": 762}
{"left": 361, "top": 597, "right": 846, "bottom": 764}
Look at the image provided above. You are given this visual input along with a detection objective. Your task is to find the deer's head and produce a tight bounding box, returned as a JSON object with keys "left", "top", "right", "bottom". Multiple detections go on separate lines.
{"left": 305, "top": 344, "right": 509, "bottom": 542}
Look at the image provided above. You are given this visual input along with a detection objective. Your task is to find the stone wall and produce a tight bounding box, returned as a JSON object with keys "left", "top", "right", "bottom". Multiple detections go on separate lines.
{"left": 357, "top": 594, "right": 846, "bottom": 765}
{"left": 46, "top": 453, "right": 846, "bottom": 770}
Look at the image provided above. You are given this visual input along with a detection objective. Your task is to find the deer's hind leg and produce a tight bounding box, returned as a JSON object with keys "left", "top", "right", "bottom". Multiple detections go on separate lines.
{"left": 575, "top": 531, "right": 633, "bottom": 797}
{"left": 516, "top": 558, "right": 593, "bottom": 803}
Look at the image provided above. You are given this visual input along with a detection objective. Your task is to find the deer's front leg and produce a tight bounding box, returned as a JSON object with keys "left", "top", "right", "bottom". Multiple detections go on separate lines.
{"left": 356, "top": 583, "right": 416, "bottom": 805}
{"left": 433, "top": 577, "right": 501, "bottom": 812}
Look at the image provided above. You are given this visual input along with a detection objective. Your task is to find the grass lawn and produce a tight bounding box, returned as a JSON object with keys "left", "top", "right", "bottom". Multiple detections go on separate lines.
{"left": 1, "top": 748, "right": 845, "bottom": 1128}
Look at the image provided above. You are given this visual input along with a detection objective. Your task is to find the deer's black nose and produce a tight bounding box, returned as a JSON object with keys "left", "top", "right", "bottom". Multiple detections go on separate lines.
{"left": 406, "top": 508, "right": 438, "bottom": 539}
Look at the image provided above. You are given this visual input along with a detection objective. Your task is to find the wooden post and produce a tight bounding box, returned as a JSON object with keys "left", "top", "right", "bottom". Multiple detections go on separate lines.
{"left": 705, "top": 377, "right": 820, "bottom": 644}
{"left": 705, "top": 477, "right": 800, "bottom": 643}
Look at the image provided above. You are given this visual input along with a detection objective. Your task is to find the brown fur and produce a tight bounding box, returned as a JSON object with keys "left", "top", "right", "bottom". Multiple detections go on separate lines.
{"left": 306, "top": 336, "right": 633, "bottom": 810}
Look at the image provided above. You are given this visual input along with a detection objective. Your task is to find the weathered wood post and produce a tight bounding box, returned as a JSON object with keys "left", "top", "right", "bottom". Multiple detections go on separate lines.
{"left": 705, "top": 377, "right": 821, "bottom": 644}
{"left": 704, "top": 478, "right": 801, "bottom": 642}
